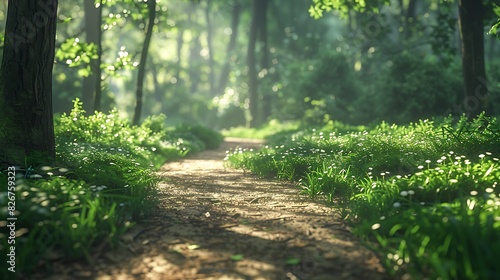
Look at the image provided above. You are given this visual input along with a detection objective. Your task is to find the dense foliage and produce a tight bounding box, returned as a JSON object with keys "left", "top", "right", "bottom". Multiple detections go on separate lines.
{"left": 226, "top": 115, "right": 500, "bottom": 279}
{"left": 0, "top": 100, "right": 222, "bottom": 278}
{"left": 2, "top": 0, "right": 497, "bottom": 128}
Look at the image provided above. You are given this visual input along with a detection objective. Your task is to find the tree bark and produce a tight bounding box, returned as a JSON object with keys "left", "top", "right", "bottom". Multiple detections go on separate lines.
{"left": 188, "top": 1, "right": 202, "bottom": 94}
{"left": 259, "top": 0, "right": 271, "bottom": 122}
{"left": 457, "top": 0, "right": 489, "bottom": 118}
{"left": 247, "top": 0, "right": 260, "bottom": 127}
{"left": 82, "top": 0, "right": 101, "bottom": 115}
{"left": 92, "top": 0, "right": 103, "bottom": 112}
{"left": 0, "top": 0, "right": 58, "bottom": 165}
{"left": 175, "top": 25, "right": 184, "bottom": 83}
{"left": 205, "top": 0, "right": 216, "bottom": 96}
{"left": 133, "top": 0, "right": 156, "bottom": 125}
{"left": 405, "top": 0, "right": 417, "bottom": 39}
{"left": 217, "top": 0, "right": 241, "bottom": 93}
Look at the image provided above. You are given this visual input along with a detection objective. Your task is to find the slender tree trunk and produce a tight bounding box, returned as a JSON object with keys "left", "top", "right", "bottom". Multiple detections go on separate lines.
{"left": 133, "top": 0, "right": 156, "bottom": 125}
{"left": 405, "top": 0, "right": 417, "bottom": 39}
{"left": 188, "top": 1, "right": 201, "bottom": 94}
{"left": 259, "top": 0, "right": 271, "bottom": 121}
{"left": 82, "top": 0, "right": 101, "bottom": 115}
{"left": 457, "top": 0, "right": 489, "bottom": 118}
{"left": 217, "top": 0, "right": 241, "bottom": 93}
{"left": 175, "top": 26, "right": 184, "bottom": 82}
{"left": 247, "top": 0, "right": 260, "bottom": 127}
{"left": 205, "top": 0, "right": 215, "bottom": 96}
{"left": 92, "top": 0, "right": 103, "bottom": 112}
{"left": 189, "top": 37, "right": 202, "bottom": 94}
{"left": 151, "top": 64, "right": 162, "bottom": 104}
{"left": 0, "top": 0, "right": 58, "bottom": 165}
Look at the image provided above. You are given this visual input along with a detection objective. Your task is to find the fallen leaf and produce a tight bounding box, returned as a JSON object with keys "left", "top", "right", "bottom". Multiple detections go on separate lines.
{"left": 285, "top": 257, "right": 301, "bottom": 265}
{"left": 230, "top": 254, "right": 244, "bottom": 261}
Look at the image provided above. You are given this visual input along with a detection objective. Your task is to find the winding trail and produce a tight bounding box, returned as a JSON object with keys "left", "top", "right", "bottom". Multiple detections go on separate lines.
{"left": 40, "top": 138, "right": 391, "bottom": 280}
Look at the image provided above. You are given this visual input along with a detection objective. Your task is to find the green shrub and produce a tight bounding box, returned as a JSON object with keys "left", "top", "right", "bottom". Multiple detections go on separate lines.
{"left": 370, "top": 53, "right": 462, "bottom": 124}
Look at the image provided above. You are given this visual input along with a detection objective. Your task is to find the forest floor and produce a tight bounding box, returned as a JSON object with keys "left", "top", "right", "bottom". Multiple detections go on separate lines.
{"left": 35, "top": 138, "right": 392, "bottom": 280}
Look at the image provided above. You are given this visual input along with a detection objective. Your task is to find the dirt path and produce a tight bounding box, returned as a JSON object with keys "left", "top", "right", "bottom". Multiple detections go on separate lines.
{"left": 38, "top": 138, "right": 391, "bottom": 280}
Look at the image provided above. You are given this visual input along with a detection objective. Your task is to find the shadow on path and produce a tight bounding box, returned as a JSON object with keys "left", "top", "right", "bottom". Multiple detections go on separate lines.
{"left": 35, "top": 138, "right": 392, "bottom": 280}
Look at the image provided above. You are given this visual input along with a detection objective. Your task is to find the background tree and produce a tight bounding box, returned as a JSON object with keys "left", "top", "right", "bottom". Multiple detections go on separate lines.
{"left": 217, "top": 0, "right": 241, "bottom": 94}
{"left": 0, "top": 0, "right": 59, "bottom": 165}
{"left": 458, "top": 0, "right": 489, "bottom": 118}
{"left": 133, "top": 0, "right": 157, "bottom": 125}
{"left": 83, "top": 0, "right": 102, "bottom": 114}
{"left": 247, "top": 0, "right": 260, "bottom": 127}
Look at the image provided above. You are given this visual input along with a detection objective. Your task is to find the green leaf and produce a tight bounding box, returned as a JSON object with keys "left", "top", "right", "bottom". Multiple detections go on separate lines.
{"left": 77, "top": 68, "right": 90, "bottom": 77}
{"left": 483, "top": 164, "right": 495, "bottom": 178}
{"left": 285, "top": 257, "right": 301, "bottom": 265}
{"left": 230, "top": 254, "right": 244, "bottom": 261}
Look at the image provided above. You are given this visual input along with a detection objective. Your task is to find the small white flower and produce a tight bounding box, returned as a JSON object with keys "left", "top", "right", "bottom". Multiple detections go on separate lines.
{"left": 400, "top": 191, "right": 408, "bottom": 196}
{"left": 393, "top": 202, "right": 401, "bottom": 208}
{"left": 371, "top": 223, "right": 381, "bottom": 230}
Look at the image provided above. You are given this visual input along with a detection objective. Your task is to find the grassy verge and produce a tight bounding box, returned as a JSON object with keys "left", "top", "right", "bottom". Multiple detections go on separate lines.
{"left": 226, "top": 115, "right": 500, "bottom": 279}
{"left": 0, "top": 99, "right": 223, "bottom": 278}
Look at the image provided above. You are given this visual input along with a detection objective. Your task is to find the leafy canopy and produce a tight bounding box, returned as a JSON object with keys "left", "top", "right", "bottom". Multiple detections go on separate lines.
{"left": 309, "top": 0, "right": 388, "bottom": 19}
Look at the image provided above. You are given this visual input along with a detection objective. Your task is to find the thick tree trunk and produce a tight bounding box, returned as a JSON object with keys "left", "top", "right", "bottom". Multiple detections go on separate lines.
{"left": 133, "top": 0, "right": 156, "bottom": 125}
{"left": 82, "top": 0, "right": 101, "bottom": 115}
{"left": 458, "top": 0, "right": 489, "bottom": 118}
{"left": 247, "top": 0, "right": 260, "bottom": 127}
{"left": 0, "top": 0, "right": 58, "bottom": 165}
{"left": 217, "top": 0, "right": 241, "bottom": 93}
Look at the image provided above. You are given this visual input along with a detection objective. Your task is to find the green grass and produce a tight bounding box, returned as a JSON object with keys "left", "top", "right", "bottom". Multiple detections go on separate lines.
{"left": 226, "top": 114, "right": 500, "bottom": 279}
{"left": 0, "top": 99, "right": 223, "bottom": 279}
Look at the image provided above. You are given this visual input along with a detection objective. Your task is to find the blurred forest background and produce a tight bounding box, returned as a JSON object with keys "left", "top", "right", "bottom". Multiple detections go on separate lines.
{"left": 1, "top": 0, "right": 499, "bottom": 128}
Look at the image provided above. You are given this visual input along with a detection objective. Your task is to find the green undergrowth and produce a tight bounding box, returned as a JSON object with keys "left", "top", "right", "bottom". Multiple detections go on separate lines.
{"left": 221, "top": 119, "right": 301, "bottom": 139}
{"left": 226, "top": 114, "right": 500, "bottom": 279}
{"left": 0, "top": 99, "right": 223, "bottom": 278}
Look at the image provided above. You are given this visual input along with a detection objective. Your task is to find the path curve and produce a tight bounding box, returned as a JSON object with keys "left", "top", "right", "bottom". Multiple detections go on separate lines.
{"left": 38, "top": 138, "right": 391, "bottom": 280}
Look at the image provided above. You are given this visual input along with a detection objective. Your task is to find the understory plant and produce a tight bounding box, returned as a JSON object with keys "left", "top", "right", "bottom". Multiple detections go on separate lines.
{"left": 0, "top": 99, "right": 223, "bottom": 279}
{"left": 226, "top": 114, "right": 500, "bottom": 279}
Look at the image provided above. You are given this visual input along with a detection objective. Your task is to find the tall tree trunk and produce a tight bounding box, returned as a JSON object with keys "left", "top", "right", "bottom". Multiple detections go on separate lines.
{"left": 133, "top": 0, "right": 156, "bottom": 125}
{"left": 82, "top": 0, "right": 101, "bottom": 115}
{"left": 205, "top": 0, "right": 215, "bottom": 96}
{"left": 0, "top": 0, "right": 58, "bottom": 165}
{"left": 151, "top": 63, "right": 162, "bottom": 104}
{"left": 247, "top": 0, "right": 260, "bottom": 127}
{"left": 457, "top": 0, "right": 489, "bottom": 118}
{"left": 189, "top": 37, "right": 202, "bottom": 94}
{"left": 217, "top": 0, "right": 241, "bottom": 93}
{"left": 175, "top": 26, "right": 184, "bottom": 83}
{"left": 92, "top": 0, "right": 103, "bottom": 112}
{"left": 259, "top": 0, "right": 271, "bottom": 122}
{"left": 188, "top": 1, "right": 201, "bottom": 94}
{"left": 405, "top": 0, "right": 417, "bottom": 39}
